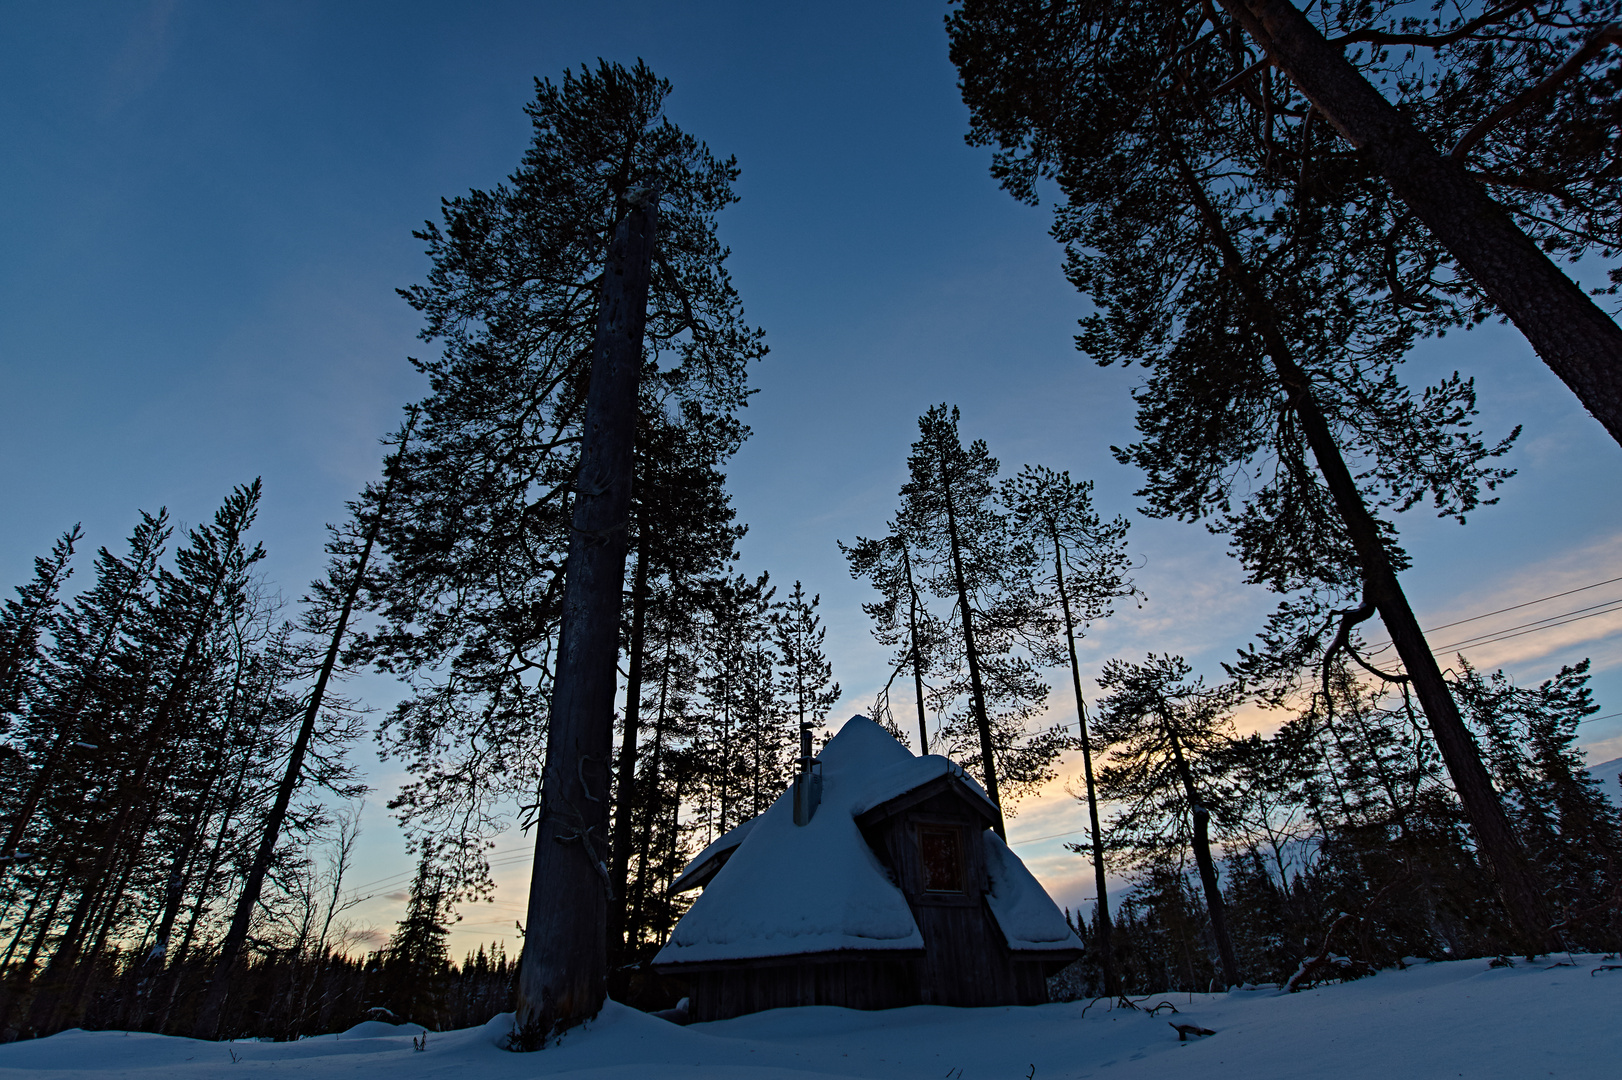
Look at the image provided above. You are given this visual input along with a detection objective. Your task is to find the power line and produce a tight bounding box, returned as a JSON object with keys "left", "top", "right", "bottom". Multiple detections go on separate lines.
{"left": 345, "top": 843, "right": 532, "bottom": 895}
{"left": 1362, "top": 575, "right": 1622, "bottom": 657}
{"left": 1429, "top": 598, "right": 1622, "bottom": 654}
{"left": 1411, "top": 574, "right": 1622, "bottom": 636}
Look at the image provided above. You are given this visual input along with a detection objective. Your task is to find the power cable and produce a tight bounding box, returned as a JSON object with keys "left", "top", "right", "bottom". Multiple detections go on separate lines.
{"left": 1368, "top": 570, "right": 1622, "bottom": 655}
{"left": 1428, "top": 598, "right": 1622, "bottom": 654}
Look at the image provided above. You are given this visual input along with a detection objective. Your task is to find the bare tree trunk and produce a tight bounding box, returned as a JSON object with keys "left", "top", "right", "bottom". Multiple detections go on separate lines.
{"left": 607, "top": 530, "right": 651, "bottom": 983}
{"left": 900, "top": 542, "right": 930, "bottom": 755}
{"left": 1053, "top": 537, "right": 1118, "bottom": 997}
{"left": 1161, "top": 712, "right": 1242, "bottom": 987}
{"left": 938, "top": 455, "right": 1004, "bottom": 832}
{"left": 1173, "top": 151, "right": 1558, "bottom": 952}
{"left": 514, "top": 191, "right": 658, "bottom": 1046}
{"left": 1220, "top": 0, "right": 1622, "bottom": 448}
{"left": 628, "top": 646, "right": 671, "bottom": 952}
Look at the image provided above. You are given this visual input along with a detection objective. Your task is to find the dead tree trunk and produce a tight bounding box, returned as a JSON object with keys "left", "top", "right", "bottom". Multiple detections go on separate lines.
{"left": 514, "top": 191, "right": 658, "bottom": 1046}
{"left": 1219, "top": 0, "right": 1622, "bottom": 448}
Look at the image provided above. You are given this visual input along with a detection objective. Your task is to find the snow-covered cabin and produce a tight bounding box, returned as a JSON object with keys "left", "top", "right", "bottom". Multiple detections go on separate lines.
{"left": 653, "top": 716, "right": 1082, "bottom": 1021}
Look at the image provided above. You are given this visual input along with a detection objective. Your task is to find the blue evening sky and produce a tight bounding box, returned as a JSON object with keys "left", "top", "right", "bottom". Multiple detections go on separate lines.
{"left": 4, "top": 1, "right": 1620, "bottom": 946}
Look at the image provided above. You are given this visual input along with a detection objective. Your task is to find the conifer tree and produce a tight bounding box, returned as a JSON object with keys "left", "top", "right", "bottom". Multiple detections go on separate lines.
{"left": 772, "top": 581, "right": 840, "bottom": 741}
{"left": 0, "top": 527, "right": 80, "bottom": 729}
{"left": 357, "top": 62, "right": 759, "bottom": 1041}
{"left": 0, "top": 512, "right": 168, "bottom": 868}
{"left": 25, "top": 482, "right": 264, "bottom": 1033}
{"left": 1002, "top": 466, "right": 1134, "bottom": 997}
{"left": 893, "top": 406, "right": 1065, "bottom": 823}
{"left": 950, "top": 7, "right": 1557, "bottom": 948}
{"left": 193, "top": 419, "right": 413, "bottom": 1038}
{"left": 840, "top": 528, "right": 947, "bottom": 754}
{"left": 949, "top": 0, "right": 1622, "bottom": 446}
{"left": 380, "top": 859, "right": 451, "bottom": 1029}
{"left": 1093, "top": 655, "right": 1243, "bottom": 987}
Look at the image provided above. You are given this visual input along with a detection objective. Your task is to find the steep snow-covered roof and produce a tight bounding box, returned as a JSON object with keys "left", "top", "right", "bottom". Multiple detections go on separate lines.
{"left": 654, "top": 715, "right": 1080, "bottom": 966}
{"left": 655, "top": 718, "right": 923, "bottom": 965}
{"left": 981, "top": 832, "right": 1081, "bottom": 951}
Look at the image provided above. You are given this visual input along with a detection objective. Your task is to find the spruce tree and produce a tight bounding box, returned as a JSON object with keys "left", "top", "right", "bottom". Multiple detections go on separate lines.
{"left": 0, "top": 527, "right": 80, "bottom": 729}
{"left": 771, "top": 581, "right": 840, "bottom": 743}
{"left": 380, "top": 859, "right": 451, "bottom": 1030}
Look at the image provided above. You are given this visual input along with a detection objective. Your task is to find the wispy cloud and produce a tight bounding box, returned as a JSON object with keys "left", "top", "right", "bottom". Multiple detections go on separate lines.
{"left": 104, "top": 0, "right": 180, "bottom": 116}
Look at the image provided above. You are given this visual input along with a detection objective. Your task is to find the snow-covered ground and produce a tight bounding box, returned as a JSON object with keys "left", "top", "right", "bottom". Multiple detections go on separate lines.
{"left": 3, "top": 955, "right": 1618, "bottom": 1079}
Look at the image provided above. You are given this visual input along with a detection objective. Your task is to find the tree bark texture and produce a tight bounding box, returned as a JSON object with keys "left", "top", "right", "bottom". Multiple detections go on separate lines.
{"left": 1173, "top": 153, "right": 1559, "bottom": 952}
{"left": 1220, "top": 0, "right": 1622, "bottom": 449}
{"left": 515, "top": 193, "right": 658, "bottom": 1045}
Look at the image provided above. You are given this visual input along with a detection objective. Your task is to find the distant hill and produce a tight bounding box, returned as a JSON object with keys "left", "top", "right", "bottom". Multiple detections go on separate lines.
{"left": 1588, "top": 756, "right": 1622, "bottom": 807}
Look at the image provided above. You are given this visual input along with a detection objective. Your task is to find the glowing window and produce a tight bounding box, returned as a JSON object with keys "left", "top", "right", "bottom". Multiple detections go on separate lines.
{"left": 918, "top": 828, "right": 963, "bottom": 893}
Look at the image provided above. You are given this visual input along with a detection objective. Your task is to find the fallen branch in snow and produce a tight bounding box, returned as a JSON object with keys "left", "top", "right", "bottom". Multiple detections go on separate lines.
{"left": 1170, "top": 1022, "right": 1216, "bottom": 1041}
{"left": 1079, "top": 994, "right": 1152, "bottom": 1017}
{"left": 1285, "top": 912, "right": 1373, "bottom": 992}
{"left": 1591, "top": 965, "right": 1622, "bottom": 976}
{"left": 1144, "top": 1001, "right": 1181, "bottom": 1016}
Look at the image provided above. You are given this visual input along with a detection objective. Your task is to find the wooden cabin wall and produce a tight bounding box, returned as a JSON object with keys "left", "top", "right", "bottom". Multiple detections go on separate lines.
{"left": 685, "top": 956, "right": 919, "bottom": 1022}
{"left": 863, "top": 791, "right": 1053, "bottom": 1008}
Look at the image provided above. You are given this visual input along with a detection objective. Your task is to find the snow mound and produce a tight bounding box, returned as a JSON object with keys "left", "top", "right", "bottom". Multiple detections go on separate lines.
{"left": 338, "top": 1019, "right": 425, "bottom": 1039}
{"left": 3, "top": 957, "right": 1618, "bottom": 1078}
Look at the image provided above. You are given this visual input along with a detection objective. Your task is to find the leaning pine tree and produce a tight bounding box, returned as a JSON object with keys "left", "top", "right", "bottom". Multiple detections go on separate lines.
{"left": 949, "top": 0, "right": 1622, "bottom": 446}
{"left": 952, "top": 8, "right": 1560, "bottom": 951}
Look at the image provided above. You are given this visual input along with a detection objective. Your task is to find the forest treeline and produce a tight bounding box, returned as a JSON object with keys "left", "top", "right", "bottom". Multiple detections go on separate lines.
{"left": 5, "top": 0, "right": 1622, "bottom": 1043}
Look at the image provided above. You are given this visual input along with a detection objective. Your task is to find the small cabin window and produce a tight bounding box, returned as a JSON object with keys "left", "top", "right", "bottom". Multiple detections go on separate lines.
{"left": 918, "top": 828, "right": 964, "bottom": 893}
